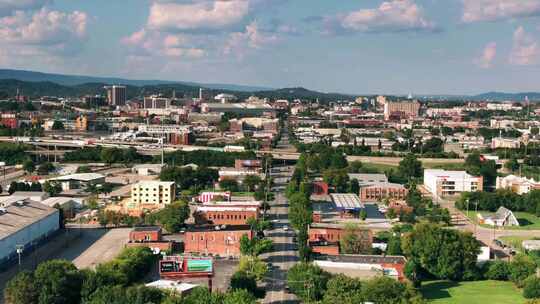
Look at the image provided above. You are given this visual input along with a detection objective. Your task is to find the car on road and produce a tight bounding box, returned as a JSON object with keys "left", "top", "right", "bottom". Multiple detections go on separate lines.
{"left": 271, "top": 219, "right": 279, "bottom": 223}
{"left": 283, "top": 226, "right": 289, "bottom": 231}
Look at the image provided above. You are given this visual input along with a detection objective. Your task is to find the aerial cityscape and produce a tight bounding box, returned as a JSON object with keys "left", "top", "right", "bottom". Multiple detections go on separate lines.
{"left": 3, "top": 1, "right": 540, "bottom": 304}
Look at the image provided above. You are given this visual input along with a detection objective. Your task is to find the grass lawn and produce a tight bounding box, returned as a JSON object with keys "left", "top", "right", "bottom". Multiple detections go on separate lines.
{"left": 499, "top": 235, "right": 537, "bottom": 251}
{"left": 423, "top": 162, "right": 467, "bottom": 171}
{"left": 421, "top": 280, "right": 526, "bottom": 304}
{"left": 466, "top": 210, "right": 540, "bottom": 230}
{"left": 359, "top": 162, "right": 397, "bottom": 173}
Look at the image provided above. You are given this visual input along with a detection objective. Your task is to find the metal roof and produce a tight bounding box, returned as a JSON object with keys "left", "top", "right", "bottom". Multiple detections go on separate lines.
{"left": 330, "top": 193, "right": 364, "bottom": 210}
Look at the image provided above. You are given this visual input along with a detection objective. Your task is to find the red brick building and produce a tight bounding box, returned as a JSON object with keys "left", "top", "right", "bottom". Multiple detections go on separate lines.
{"left": 195, "top": 206, "right": 259, "bottom": 225}
{"left": 359, "top": 182, "right": 408, "bottom": 202}
{"left": 130, "top": 226, "right": 162, "bottom": 242}
{"left": 312, "top": 181, "right": 329, "bottom": 195}
{"left": 0, "top": 113, "right": 17, "bottom": 129}
{"left": 127, "top": 226, "right": 173, "bottom": 252}
{"left": 184, "top": 225, "right": 253, "bottom": 257}
{"left": 308, "top": 223, "right": 373, "bottom": 255}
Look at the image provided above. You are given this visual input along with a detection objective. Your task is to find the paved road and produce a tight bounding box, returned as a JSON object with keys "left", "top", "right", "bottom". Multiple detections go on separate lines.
{"left": 263, "top": 123, "right": 299, "bottom": 304}
{"left": 263, "top": 169, "right": 298, "bottom": 304}
{"left": 438, "top": 197, "right": 540, "bottom": 258}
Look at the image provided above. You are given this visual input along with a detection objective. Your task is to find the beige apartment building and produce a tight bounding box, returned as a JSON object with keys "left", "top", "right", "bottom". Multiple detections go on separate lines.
{"left": 383, "top": 100, "right": 420, "bottom": 120}
{"left": 130, "top": 181, "right": 176, "bottom": 209}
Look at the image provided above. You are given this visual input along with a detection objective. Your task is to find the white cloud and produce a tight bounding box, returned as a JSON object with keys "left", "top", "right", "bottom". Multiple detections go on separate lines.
{"left": 224, "top": 21, "right": 278, "bottom": 56}
{"left": 474, "top": 42, "right": 497, "bottom": 68}
{"left": 147, "top": 0, "right": 249, "bottom": 32}
{"left": 325, "top": 0, "right": 435, "bottom": 34}
{"left": 0, "top": 0, "right": 50, "bottom": 17}
{"left": 122, "top": 29, "right": 206, "bottom": 59}
{"left": 509, "top": 26, "right": 540, "bottom": 66}
{"left": 0, "top": 8, "right": 88, "bottom": 56}
{"left": 462, "top": 0, "right": 540, "bottom": 23}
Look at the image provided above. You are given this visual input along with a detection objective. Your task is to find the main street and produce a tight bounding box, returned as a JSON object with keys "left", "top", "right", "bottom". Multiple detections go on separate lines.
{"left": 262, "top": 125, "right": 298, "bottom": 304}
{"left": 262, "top": 168, "right": 298, "bottom": 304}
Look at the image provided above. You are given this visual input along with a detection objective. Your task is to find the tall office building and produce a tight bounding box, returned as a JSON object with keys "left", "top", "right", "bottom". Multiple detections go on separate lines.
{"left": 383, "top": 100, "right": 420, "bottom": 120}
{"left": 104, "top": 85, "right": 127, "bottom": 106}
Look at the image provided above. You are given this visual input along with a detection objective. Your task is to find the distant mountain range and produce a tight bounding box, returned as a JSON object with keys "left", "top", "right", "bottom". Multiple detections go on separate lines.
{"left": 469, "top": 92, "right": 540, "bottom": 102}
{"left": 0, "top": 69, "right": 356, "bottom": 102}
{"left": 0, "top": 69, "right": 273, "bottom": 92}
{"left": 0, "top": 69, "right": 538, "bottom": 102}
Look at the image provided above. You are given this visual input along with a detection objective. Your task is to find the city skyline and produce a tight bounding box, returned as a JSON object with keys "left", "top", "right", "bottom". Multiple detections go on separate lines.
{"left": 1, "top": 0, "right": 540, "bottom": 95}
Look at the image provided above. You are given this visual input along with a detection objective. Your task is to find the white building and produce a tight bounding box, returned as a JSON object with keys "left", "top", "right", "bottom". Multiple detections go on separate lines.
{"left": 496, "top": 175, "right": 540, "bottom": 195}
{"left": 491, "top": 137, "right": 521, "bottom": 149}
{"left": 423, "top": 169, "right": 483, "bottom": 197}
{"left": 214, "top": 93, "right": 237, "bottom": 104}
{"left": 130, "top": 181, "right": 176, "bottom": 208}
{"left": 143, "top": 96, "right": 171, "bottom": 109}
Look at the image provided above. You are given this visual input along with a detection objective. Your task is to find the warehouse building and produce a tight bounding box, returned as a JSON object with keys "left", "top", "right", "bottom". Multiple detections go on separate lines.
{"left": 0, "top": 200, "right": 60, "bottom": 264}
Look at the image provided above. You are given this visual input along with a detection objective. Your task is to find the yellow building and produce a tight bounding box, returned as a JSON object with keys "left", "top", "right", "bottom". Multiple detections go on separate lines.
{"left": 129, "top": 181, "right": 176, "bottom": 212}
{"left": 75, "top": 115, "right": 88, "bottom": 131}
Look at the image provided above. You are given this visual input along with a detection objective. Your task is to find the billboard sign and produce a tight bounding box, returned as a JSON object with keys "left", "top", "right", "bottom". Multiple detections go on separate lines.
{"left": 187, "top": 259, "right": 213, "bottom": 273}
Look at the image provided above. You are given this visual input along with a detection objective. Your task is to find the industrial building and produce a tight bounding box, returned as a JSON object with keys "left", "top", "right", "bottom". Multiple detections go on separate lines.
{"left": 0, "top": 200, "right": 60, "bottom": 264}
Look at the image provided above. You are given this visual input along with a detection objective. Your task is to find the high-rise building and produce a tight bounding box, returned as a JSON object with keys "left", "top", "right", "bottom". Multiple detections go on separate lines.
{"left": 383, "top": 100, "right": 420, "bottom": 120}
{"left": 104, "top": 85, "right": 127, "bottom": 106}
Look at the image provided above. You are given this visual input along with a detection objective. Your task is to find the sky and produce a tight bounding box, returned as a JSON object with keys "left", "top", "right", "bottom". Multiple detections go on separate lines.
{"left": 1, "top": 0, "right": 540, "bottom": 95}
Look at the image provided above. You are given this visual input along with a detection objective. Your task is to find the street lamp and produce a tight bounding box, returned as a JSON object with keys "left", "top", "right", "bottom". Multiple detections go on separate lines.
{"left": 16, "top": 244, "right": 23, "bottom": 266}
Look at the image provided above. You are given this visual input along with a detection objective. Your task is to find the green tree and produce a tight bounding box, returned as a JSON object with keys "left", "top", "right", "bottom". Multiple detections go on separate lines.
{"left": 486, "top": 260, "right": 510, "bottom": 281}
{"left": 219, "top": 179, "right": 239, "bottom": 192}
{"left": 84, "top": 285, "right": 164, "bottom": 304}
{"left": 43, "top": 181, "right": 62, "bottom": 196}
{"left": 505, "top": 157, "right": 520, "bottom": 172}
{"left": 229, "top": 271, "right": 262, "bottom": 298}
{"left": 340, "top": 224, "right": 371, "bottom": 254}
{"left": 397, "top": 154, "right": 423, "bottom": 180}
{"left": 238, "top": 256, "right": 268, "bottom": 281}
{"left": 287, "top": 263, "right": 330, "bottom": 303}
{"left": 37, "top": 162, "right": 55, "bottom": 175}
{"left": 524, "top": 277, "right": 540, "bottom": 299}
{"left": 402, "top": 222, "right": 481, "bottom": 281}
{"left": 239, "top": 235, "right": 273, "bottom": 257}
{"left": 34, "top": 260, "right": 83, "bottom": 304}
{"left": 145, "top": 201, "right": 190, "bottom": 233}
{"left": 349, "top": 178, "right": 359, "bottom": 194}
{"left": 321, "top": 274, "right": 364, "bottom": 304}
{"left": 243, "top": 175, "right": 261, "bottom": 192}
{"left": 4, "top": 271, "right": 38, "bottom": 304}
{"left": 509, "top": 254, "right": 537, "bottom": 287}
{"left": 362, "top": 276, "right": 421, "bottom": 304}
{"left": 223, "top": 289, "right": 257, "bottom": 304}
{"left": 22, "top": 159, "right": 35, "bottom": 174}
{"left": 52, "top": 120, "right": 64, "bottom": 130}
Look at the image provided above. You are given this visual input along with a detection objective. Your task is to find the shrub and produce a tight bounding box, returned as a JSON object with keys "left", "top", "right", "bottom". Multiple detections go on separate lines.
{"left": 486, "top": 261, "right": 510, "bottom": 281}
{"left": 524, "top": 276, "right": 540, "bottom": 299}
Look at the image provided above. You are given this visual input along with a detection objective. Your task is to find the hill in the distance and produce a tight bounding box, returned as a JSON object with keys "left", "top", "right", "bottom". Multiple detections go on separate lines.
{"left": 0, "top": 69, "right": 273, "bottom": 92}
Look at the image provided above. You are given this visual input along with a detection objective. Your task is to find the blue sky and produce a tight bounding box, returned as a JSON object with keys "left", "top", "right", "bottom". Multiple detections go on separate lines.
{"left": 1, "top": 0, "right": 540, "bottom": 95}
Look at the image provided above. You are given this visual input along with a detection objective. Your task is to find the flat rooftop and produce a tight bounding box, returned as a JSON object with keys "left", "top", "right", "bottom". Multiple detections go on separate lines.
{"left": 186, "top": 224, "right": 251, "bottom": 232}
{"left": 0, "top": 200, "right": 58, "bottom": 240}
